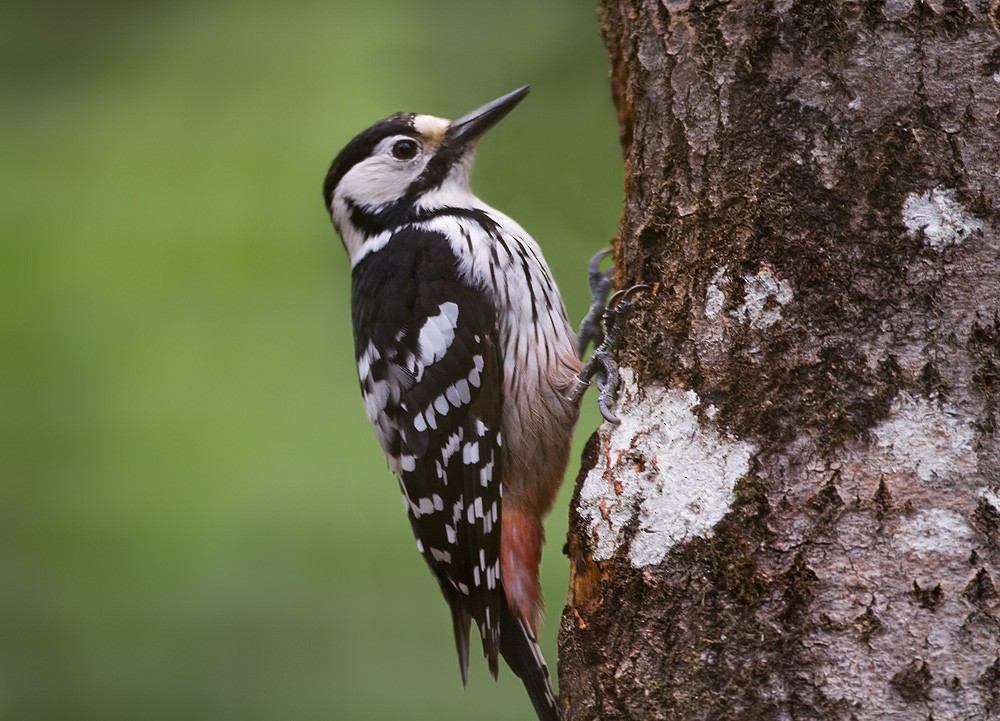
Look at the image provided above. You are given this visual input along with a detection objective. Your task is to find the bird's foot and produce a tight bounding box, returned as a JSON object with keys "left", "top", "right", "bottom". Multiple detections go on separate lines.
{"left": 576, "top": 249, "right": 615, "bottom": 358}
{"left": 571, "top": 283, "right": 648, "bottom": 423}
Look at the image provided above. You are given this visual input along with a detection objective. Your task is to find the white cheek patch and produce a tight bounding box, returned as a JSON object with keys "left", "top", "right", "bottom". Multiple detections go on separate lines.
{"left": 341, "top": 156, "right": 420, "bottom": 207}
{"left": 337, "top": 132, "right": 439, "bottom": 212}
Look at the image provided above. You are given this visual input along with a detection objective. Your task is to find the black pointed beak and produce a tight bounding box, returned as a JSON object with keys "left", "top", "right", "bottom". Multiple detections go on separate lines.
{"left": 446, "top": 85, "right": 531, "bottom": 151}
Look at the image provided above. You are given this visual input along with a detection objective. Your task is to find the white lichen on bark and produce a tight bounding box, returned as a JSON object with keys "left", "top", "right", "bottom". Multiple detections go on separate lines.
{"left": 872, "top": 391, "right": 978, "bottom": 483}
{"left": 894, "top": 508, "right": 976, "bottom": 558}
{"left": 731, "top": 265, "right": 794, "bottom": 329}
{"left": 578, "top": 368, "right": 754, "bottom": 567}
{"left": 704, "top": 265, "right": 729, "bottom": 319}
{"left": 901, "top": 187, "right": 982, "bottom": 248}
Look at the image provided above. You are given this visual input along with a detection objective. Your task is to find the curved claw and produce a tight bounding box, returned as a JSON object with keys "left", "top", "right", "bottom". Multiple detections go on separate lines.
{"left": 572, "top": 348, "right": 623, "bottom": 423}
{"left": 617, "top": 283, "right": 651, "bottom": 304}
{"left": 588, "top": 248, "right": 613, "bottom": 284}
{"left": 605, "top": 283, "right": 651, "bottom": 316}
{"left": 597, "top": 283, "right": 651, "bottom": 349}
{"left": 593, "top": 352, "right": 622, "bottom": 424}
{"left": 598, "top": 397, "right": 620, "bottom": 425}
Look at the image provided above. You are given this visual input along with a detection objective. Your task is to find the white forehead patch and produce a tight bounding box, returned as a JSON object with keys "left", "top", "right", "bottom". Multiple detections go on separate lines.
{"left": 413, "top": 114, "right": 450, "bottom": 143}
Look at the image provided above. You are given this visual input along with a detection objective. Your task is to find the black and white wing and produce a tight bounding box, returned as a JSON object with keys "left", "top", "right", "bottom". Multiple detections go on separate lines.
{"left": 351, "top": 227, "right": 505, "bottom": 678}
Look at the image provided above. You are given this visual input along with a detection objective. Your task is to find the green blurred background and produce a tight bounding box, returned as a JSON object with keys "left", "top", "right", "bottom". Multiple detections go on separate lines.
{"left": 1, "top": 1, "right": 622, "bottom": 718}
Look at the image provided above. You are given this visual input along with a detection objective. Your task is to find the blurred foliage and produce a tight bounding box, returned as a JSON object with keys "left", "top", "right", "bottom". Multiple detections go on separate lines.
{"left": 0, "top": 1, "right": 622, "bottom": 719}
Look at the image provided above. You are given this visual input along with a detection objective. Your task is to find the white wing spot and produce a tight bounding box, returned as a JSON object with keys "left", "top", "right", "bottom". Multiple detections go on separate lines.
{"left": 403, "top": 352, "right": 419, "bottom": 379}
{"left": 462, "top": 442, "right": 480, "bottom": 464}
{"left": 362, "top": 380, "right": 390, "bottom": 425}
{"left": 386, "top": 454, "right": 401, "bottom": 474}
{"left": 357, "top": 343, "right": 380, "bottom": 382}
{"left": 442, "top": 430, "right": 462, "bottom": 465}
{"left": 417, "top": 302, "right": 459, "bottom": 367}
{"left": 468, "top": 355, "right": 484, "bottom": 388}
{"left": 429, "top": 547, "right": 451, "bottom": 564}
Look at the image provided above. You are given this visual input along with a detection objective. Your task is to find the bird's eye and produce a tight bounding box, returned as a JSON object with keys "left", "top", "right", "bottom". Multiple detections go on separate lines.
{"left": 391, "top": 139, "right": 419, "bottom": 160}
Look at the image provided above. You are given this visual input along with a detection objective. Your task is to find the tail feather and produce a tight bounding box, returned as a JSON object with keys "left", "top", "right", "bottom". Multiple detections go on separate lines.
{"left": 499, "top": 602, "right": 561, "bottom": 721}
{"left": 449, "top": 602, "right": 472, "bottom": 687}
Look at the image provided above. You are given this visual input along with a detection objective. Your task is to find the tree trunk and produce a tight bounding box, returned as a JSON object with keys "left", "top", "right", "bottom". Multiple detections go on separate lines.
{"left": 558, "top": 2, "right": 1000, "bottom": 720}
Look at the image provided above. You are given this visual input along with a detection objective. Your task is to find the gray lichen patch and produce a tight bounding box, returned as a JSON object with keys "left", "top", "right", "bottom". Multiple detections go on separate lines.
{"left": 731, "top": 264, "right": 794, "bottom": 330}
{"left": 872, "top": 392, "right": 978, "bottom": 483}
{"left": 578, "top": 368, "right": 755, "bottom": 567}
{"left": 894, "top": 508, "right": 976, "bottom": 559}
{"left": 704, "top": 265, "right": 728, "bottom": 319}
{"left": 901, "top": 187, "right": 982, "bottom": 248}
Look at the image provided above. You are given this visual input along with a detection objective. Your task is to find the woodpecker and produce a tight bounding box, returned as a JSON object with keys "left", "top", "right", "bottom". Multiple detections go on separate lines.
{"left": 323, "top": 86, "right": 614, "bottom": 721}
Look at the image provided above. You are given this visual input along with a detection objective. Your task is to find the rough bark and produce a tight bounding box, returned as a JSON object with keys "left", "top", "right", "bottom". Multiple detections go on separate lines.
{"left": 558, "top": 2, "right": 1000, "bottom": 720}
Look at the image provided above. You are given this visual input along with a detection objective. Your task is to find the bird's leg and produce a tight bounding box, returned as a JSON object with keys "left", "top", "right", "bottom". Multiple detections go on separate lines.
{"left": 571, "top": 282, "right": 648, "bottom": 424}
{"left": 576, "top": 249, "right": 615, "bottom": 358}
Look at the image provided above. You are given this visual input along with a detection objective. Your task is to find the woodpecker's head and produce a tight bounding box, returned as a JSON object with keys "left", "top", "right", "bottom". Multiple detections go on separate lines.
{"left": 323, "top": 85, "right": 530, "bottom": 260}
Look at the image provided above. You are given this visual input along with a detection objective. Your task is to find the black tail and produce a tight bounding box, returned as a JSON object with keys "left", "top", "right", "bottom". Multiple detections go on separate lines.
{"left": 449, "top": 602, "right": 472, "bottom": 686}
{"left": 499, "top": 602, "right": 560, "bottom": 721}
